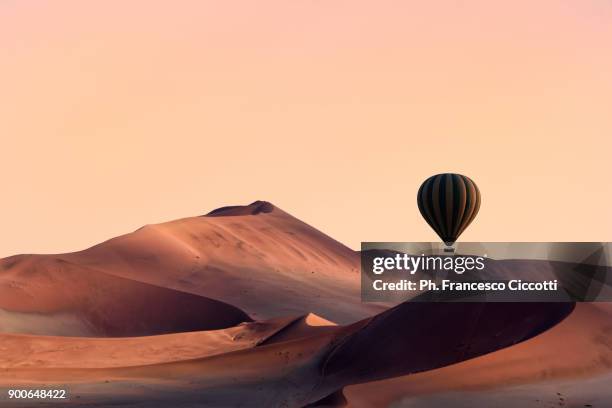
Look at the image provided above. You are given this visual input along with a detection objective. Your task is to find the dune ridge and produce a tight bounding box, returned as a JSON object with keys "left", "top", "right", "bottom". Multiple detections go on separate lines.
{"left": 0, "top": 201, "right": 380, "bottom": 326}
{"left": 0, "top": 201, "right": 608, "bottom": 408}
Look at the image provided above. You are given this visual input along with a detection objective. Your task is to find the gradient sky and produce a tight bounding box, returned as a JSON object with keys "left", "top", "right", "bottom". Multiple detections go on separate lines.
{"left": 1, "top": 1, "right": 611, "bottom": 256}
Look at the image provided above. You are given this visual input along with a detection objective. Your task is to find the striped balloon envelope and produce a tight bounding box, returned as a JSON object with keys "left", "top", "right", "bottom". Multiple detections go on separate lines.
{"left": 417, "top": 173, "right": 481, "bottom": 247}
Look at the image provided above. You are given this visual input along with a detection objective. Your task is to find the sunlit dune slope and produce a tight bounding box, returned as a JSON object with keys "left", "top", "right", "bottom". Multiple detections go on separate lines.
{"left": 0, "top": 201, "right": 380, "bottom": 325}
{"left": 0, "top": 316, "right": 300, "bottom": 368}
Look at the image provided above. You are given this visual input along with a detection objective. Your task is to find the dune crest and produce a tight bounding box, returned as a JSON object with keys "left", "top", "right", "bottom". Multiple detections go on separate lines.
{"left": 206, "top": 200, "right": 276, "bottom": 217}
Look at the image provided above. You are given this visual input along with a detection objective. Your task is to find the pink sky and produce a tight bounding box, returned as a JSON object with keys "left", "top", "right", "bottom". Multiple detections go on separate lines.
{"left": 1, "top": 1, "right": 611, "bottom": 256}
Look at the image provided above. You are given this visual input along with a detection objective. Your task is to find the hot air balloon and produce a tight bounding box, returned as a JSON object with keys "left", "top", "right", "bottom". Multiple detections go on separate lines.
{"left": 417, "top": 173, "right": 480, "bottom": 251}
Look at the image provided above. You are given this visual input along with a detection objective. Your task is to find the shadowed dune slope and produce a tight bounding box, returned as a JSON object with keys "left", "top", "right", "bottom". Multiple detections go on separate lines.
{"left": 345, "top": 303, "right": 612, "bottom": 407}
{"left": 320, "top": 302, "right": 575, "bottom": 388}
{"left": 0, "top": 256, "right": 250, "bottom": 337}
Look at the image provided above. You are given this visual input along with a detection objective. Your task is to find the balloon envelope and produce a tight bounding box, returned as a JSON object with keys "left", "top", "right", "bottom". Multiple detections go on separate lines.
{"left": 417, "top": 173, "right": 481, "bottom": 246}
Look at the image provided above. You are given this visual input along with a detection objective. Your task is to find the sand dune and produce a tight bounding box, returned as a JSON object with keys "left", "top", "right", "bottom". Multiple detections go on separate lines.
{"left": 261, "top": 313, "right": 338, "bottom": 345}
{"left": 0, "top": 201, "right": 609, "bottom": 407}
{"left": 0, "top": 255, "right": 250, "bottom": 336}
{"left": 0, "top": 301, "right": 572, "bottom": 407}
{"left": 0, "top": 316, "right": 299, "bottom": 369}
{"left": 345, "top": 302, "right": 612, "bottom": 407}
{"left": 0, "top": 201, "right": 381, "bottom": 325}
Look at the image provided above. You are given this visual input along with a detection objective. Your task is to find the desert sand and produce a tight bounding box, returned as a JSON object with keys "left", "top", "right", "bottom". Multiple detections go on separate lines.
{"left": 0, "top": 201, "right": 609, "bottom": 407}
{"left": 1, "top": 201, "right": 381, "bottom": 324}
{"left": 0, "top": 301, "right": 572, "bottom": 407}
{"left": 345, "top": 302, "right": 612, "bottom": 407}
